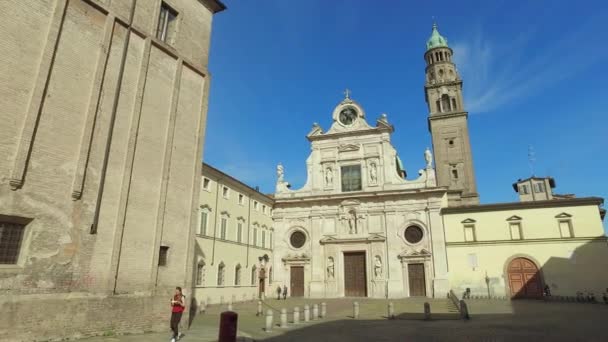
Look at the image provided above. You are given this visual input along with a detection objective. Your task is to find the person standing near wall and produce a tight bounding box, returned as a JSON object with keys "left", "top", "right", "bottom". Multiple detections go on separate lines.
{"left": 283, "top": 284, "right": 288, "bottom": 300}
{"left": 170, "top": 287, "right": 186, "bottom": 342}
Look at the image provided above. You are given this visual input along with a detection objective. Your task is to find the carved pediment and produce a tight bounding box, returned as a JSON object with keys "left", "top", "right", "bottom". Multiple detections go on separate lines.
{"left": 338, "top": 144, "right": 360, "bottom": 152}
{"left": 307, "top": 123, "right": 324, "bottom": 137}
{"left": 555, "top": 212, "right": 572, "bottom": 218}
{"left": 461, "top": 218, "right": 476, "bottom": 224}
{"left": 281, "top": 253, "right": 311, "bottom": 264}
{"left": 340, "top": 199, "right": 361, "bottom": 207}
{"left": 319, "top": 234, "right": 386, "bottom": 245}
{"left": 398, "top": 248, "right": 432, "bottom": 259}
{"left": 506, "top": 215, "right": 522, "bottom": 221}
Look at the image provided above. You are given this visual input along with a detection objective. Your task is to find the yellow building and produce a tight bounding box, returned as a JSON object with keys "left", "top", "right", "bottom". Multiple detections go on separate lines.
{"left": 193, "top": 163, "right": 275, "bottom": 307}
{"left": 443, "top": 176, "right": 608, "bottom": 299}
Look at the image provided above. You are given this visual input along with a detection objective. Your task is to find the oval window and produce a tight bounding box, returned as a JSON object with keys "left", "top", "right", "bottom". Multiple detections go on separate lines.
{"left": 290, "top": 231, "right": 306, "bottom": 248}
{"left": 404, "top": 226, "right": 423, "bottom": 244}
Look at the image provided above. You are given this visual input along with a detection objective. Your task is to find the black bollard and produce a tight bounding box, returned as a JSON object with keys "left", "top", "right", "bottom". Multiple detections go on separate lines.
{"left": 218, "top": 311, "right": 238, "bottom": 342}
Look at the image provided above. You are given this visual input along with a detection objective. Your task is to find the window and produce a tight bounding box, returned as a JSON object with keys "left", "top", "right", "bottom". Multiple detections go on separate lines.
{"left": 290, "top": 231, "right": 306, "bottom": 249}
{"left": 235, "top": 264, "right": 241, "bottom": 285}
{"left": 270, "top": 232, "right": 273, "bottom": 249}
{"left": 220, "top": 218, "right": 227, "bottom": 240}
{"left": 0, "top": 221, "right": 26, "bottom": 264}
{"left": 509, "top": 222, "right": 522, "bottom": 240}
{"left": 404, "top": 226, "right": 424, "bottom": 244}
{"left": 158, "top": 246, "right": 169, "bottom": 266}
{"left": 467, "top": 253, "right": 478, "bottom": 270}
{"left": 199, "top": 210, "right": 208, "bottom": 236}
{"left": 534, "top": 182, "right": 545, "bottom": 193}
{"left": 559, "top": 220, "right": 573, "bottom": 238}
{"left": 202, "top": 178, "right": 210, "bottom": 191}
{"left": 217, "top": 262, "right": 225, "bottom": 286}
{"left": 451, "top": 169, "right": 459, "bottom": 179}
{"left": 156, "top": 2, "right": 178, "bottom": 43}
{"left": 251, "top": 266, "right": 257, "bottom": 285}
{"left": 237, "top": 222, "right": 243, "bottom": 243}
{"left": 238, "top": 194, "right": 244, "bottom": 205}
{"left": 262, "top": 205, "right": 267, "bottom": 214}
{"left": 254, "top": 201, "right": 259, "bottom": 211}
{"left": 519, "top": 184, "right": 529, "bottom": 194}
{"left": 448, "top": 139, "right": 455, "bottom": 147}
{"left": 440, "top": 94, "right": 451, "bottom": 112}
{"left": 253, "top": 228, "right": 258, "bottom": 246}
{"left": 451, "top": 98, "right": 457, "bottom": 110}
{"left": 464, "top": 225, "right": 476, "bottom": 242}
{"left": 222, "top": 186, "right": 229, "bottom": 198}
{"left": 196, "top": 262, "right": 205, "bottom": 286}
{"left": 262, "top": 230, "right": 266, "bottom": 248}
{"left": 341, "top": 165, "right": 362, "bottom": 192}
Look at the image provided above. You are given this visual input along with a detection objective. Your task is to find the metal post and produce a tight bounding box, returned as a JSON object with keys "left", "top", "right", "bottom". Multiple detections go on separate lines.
{"left": 424, "top": 302, "right": 431, "bottom": 320}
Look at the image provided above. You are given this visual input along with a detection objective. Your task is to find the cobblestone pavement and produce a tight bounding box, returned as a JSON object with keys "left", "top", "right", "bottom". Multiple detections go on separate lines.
{"left": 80, "top": 298, "right": 608, "bottom": 342}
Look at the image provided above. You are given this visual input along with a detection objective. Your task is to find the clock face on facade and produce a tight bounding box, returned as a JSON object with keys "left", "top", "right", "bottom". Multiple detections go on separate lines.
{"left": 339, "top": 107, "right": 358, "bottom": 126}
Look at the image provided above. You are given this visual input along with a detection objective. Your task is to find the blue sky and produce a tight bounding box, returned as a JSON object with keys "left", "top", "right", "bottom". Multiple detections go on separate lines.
{"left": 203, "top": 1, "right": 607, "bottom": 219}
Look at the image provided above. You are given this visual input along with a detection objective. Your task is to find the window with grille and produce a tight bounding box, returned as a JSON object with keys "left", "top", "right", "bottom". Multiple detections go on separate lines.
{"left": 235, "top": 264, "right": 241, "bottom": 285}
{"left": 237, "top": 222, "right": 243, "bottom": 242}
{"left": 341, "top": 165, "right": 362, "bottom": 192}
{"left": 290, "top": 231, "right": 306, "bottom": 248}
{"left": 158, "top": 246, "right": 169, "bottom": 266}
{"left": 251, "top": 266, "right": 257, "bottom": 285}
{"left": 199, "top": 211, "right": 208, "bottom": 235}
{"left": 220, "top": 218, "right": 227, "bottom": 240}
{"left": 0, "top": 221, "right": 26, "bottom": 264}
{"left": 253, "top": 228, "right": 258, "bottom": 246}
{"left": 217, "top": 262, "right": 225, "bottom": 286}
{"left": 157, "top": 2, "right": 178, "bottom": 43}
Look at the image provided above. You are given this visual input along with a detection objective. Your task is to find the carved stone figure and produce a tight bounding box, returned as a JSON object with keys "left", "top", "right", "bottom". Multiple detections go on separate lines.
{"left": 277, "top": 163, "right": 284, "bottom": 182}
{"left": 374, "top": 256, "right": 382, "bottom": 279}
{"left": 347, "top": 210, "right": 357, "bottom": 234}
{"left": 325, "top": 167, "right": 333, "bottom": 187}
{"left": 327, "top": 257, "right": 335, "bottom": 279}
{"left": 369, "top": 162, "right": 377, "bottom": 184}
{"left": 424, "top": 148, "right": 433, "bottom": 168}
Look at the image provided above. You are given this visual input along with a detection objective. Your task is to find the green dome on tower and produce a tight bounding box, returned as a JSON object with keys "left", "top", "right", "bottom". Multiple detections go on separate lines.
{"left": 426, "top": 23, "right": 449, "bottom": 51}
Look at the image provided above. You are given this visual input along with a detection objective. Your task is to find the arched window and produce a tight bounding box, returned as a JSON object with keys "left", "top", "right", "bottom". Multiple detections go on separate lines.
{"left": 217, "top": 262, "right": 225, "bottom": 286}
{"left": 262, "top": 230, "right": 266, "bottom": 248}
{"left": 235, "top": 264, "right": 241, "bottom": 285}
{"left": 451, "top": 98, "right": 457, "bottom": 110}
{"left": 441, "top": 94, "right": 451, "bottom": 112}
{"left": 196, "top": 261, "right": 205, "bottom": 286}
{"left": 251, "top": 266, "right": 257, "bottom": 285}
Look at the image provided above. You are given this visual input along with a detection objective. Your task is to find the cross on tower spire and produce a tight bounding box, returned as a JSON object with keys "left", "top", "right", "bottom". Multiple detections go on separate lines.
{"left": 343, "top": 88, "right": 351, "bottom": 99}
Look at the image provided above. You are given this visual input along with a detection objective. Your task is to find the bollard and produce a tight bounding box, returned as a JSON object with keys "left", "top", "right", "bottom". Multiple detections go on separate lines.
{"left": 388, "top": 302, "right": 395, "bottom": 319}
{"left": 459, "top": 300, "right": 470, "bottom": 320}
{"left": 321, "top": 302, "right": 327, "bottom": 319}
{"left": 252, "top": 293, "right": 256, "bottom": 301}
{"left": 200, "top": 301, "right": 206, "bottom": 314}
{"left": 353, "top": 301, "right": 359, "bottom": 319}
{"left": 312, "top": 304, "right": 319, "bottom": 321}
{"left": 207, "top": 296, "right": 212, "bottom": 305}
{"left": 218, "top": 311, "right": 238, "bottom": 342}
{"left": 257, "top": 301, "right": 263, "bottom": 316}
{"left": 293, "top": 307, "right": 300, "bottom": 324}
{"left": 220, "top": 295, "right": 225, "bottom": 304}
{"left": 227, "top": 302, "right": 233, "bottom": 311}
{"left": 304, "top": 304, "right": 310, "bottom": 322}
{"left": 232, "top": 294, "right": 236, "bottom": 304}
{"left": 265, "top": 309, "right": 273, "bottom": 332}
{"left": 424, "top": 302, "right": 431, "bottom": 320}
{"left": 280, "top": 308, "right": 288, "bottom": 328}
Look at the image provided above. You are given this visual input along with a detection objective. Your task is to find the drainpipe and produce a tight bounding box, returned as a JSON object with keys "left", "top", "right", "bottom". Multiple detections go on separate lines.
{"left": 246, "top": 191, "right": 252, "bottom": 267}
{"left": 210, "top": 178, "right": 221, "bottom": 265}
{"left": 383, "top": 212, "right": 390, "bottom": 299}
{"left": 426, "top": 204, "right": 436, "bottom": 298}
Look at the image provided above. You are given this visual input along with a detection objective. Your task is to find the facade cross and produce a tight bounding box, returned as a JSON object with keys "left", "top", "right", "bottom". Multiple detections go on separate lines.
{"left": 343, "top": 88, "right": 351, "bottom": 99}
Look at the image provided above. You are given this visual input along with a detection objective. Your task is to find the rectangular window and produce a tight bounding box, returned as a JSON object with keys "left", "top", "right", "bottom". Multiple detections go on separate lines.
{"left": 519, "top": 184, "right": 529, "bottom": 194}
{"left": 509, "top": 222, "right": 522, "bottom": 240}
{"left": 262, "top": 230, "right": 266, "bottom": 248}
{"left": 237, "top": 222, "right": 243, "bottom": 243}
{"left": 222, "top": 186, "right": 229, "bottom": 198}
{"left": 253, "top": 228, "right": 258, "bottom": 246}
{"left": 341, "top": 165, "right": 362, "bottom": 192}
{"left": 559, "top": 220, "right": 572, "bottom": 238}
{"left": 238, "top": 194, "right": 244, "bottom": 205}
{"left": 254, "top": 201, "right": 258, "bottom": 211}
{"left": 196, "top": 264, "right": 204, "bottom": 286}
{"left": 262, "top": 205, "right": 266, "bottom": 214}
{"left": 158, "top": 246, "right": 169, "bottom": 266}
{"left": 199, "top": 211, "right": 208, "bottom": 235}
{"left": 534, "top": 182, "right": 545, "bottom": 193}
{"left": 467, "top": 253, "right": 478, "bottom": 270}
{"left": 202, "top": 178, "right": 210, "bottom": 190}
{"left": 0, "top": 221, "right": 26, "bottom": 264}
{"left": 156, "top": 2, "right": 178, "bottom": 43}
{"left": 463, "top": 225, "right": 475, "bottom": 242}
{"left": 220, "top": 218, "right": 227, "bottom": 239}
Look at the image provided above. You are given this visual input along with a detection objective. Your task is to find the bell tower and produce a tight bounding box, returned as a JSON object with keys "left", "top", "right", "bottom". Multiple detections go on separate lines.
{"left": 424, "top": 23, "right": 479, "bottom": 205}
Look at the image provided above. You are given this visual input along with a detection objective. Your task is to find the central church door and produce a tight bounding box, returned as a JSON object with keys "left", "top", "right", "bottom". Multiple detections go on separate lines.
{"left": 508, "top": 257, "right": 542, "bottom": 299}
{"left": 290, "top": 266, "right": 304, "bottom": 297}
{"left": 408, "top": 263, "right": 426, "bottom": 296}
{"left": 344, "top": 252, "right": 367, "bottom": 297}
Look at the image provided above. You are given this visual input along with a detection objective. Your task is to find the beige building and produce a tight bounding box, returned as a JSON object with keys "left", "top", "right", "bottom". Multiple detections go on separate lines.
{"left": 0, "top": 1, "right": 224, "bottom": 341}
{"left": 193, "top": 164, "right": 275, "bottom": 305}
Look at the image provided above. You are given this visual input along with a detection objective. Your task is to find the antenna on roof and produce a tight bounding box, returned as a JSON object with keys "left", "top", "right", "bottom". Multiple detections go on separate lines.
{"left": 528, "top": 145, "right": 536, "bottom": 177}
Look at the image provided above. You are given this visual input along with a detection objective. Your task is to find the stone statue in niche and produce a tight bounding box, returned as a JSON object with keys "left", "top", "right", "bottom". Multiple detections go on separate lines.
{"left": 325, "top": 167, "right": 333, "bottom": 187}
{"left": 374, "top": 256, "right": 382, "bottom": 279}
{"left": 347, "top": 210, "right": 357, "bottom": 234}
{"left": 369, "top": 162, "right": 377, "bottom": 184}
{"left": 327, "top": 257, "right": 335, "bottom": 279}
{"left": 424, "top": 148, "right": 433, "bottom": 168}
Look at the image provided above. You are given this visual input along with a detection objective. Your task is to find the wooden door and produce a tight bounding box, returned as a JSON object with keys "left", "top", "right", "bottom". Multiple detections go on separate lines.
{"left": 344, "top": 252, "right": 367, "bottom": 297}
{"left": 290, "top": 266, "right": 304, "bottom": 297}
{"left": 408, "top": 263, "right": 426, "bottom": 296}
{"left": 508, "top": 258, "right": 542, "bottom": 299}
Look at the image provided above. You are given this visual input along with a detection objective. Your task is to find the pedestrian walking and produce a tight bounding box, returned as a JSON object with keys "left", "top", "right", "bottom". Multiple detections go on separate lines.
{"left": 276, "top": 285, "right": 282, "bottom": 300}
{"left": 170, "top": 286, "right": 186, "bottom": 342}
{"left": 283, "top": 285, "right": 288, "bottom": 300}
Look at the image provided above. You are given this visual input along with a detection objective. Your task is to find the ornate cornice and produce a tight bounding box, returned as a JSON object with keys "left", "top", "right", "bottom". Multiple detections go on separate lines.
{"left": 319, "top": 233, "right": 386, "bottom": 245}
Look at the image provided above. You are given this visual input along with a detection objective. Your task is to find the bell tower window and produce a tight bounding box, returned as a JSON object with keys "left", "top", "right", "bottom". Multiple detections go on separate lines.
{"left": 441, "top": 94, "right": 451, "bottom": 112}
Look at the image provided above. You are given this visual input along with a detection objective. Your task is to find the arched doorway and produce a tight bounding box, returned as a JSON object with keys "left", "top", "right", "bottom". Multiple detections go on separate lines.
{"left": 507, "top": 257, "right": 542, "bottom": 299}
